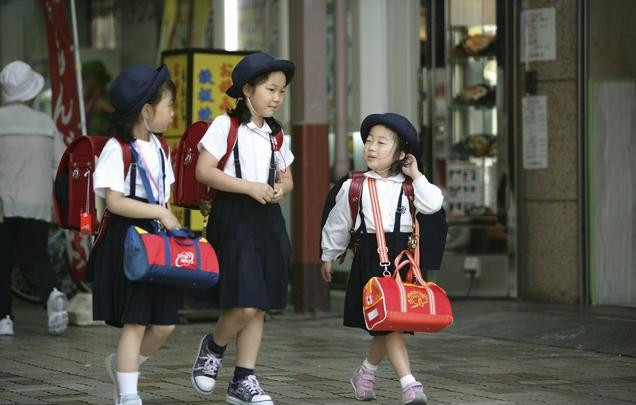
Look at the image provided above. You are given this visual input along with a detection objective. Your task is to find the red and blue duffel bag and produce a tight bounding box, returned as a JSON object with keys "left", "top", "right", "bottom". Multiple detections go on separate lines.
{"left": 124, "top": 227, "right": 219, "bottom": 289}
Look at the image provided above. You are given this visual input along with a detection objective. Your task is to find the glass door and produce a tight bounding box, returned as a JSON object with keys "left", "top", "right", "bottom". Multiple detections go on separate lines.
{"left": 422, "top": 0, "right": 515, "bottom": 298}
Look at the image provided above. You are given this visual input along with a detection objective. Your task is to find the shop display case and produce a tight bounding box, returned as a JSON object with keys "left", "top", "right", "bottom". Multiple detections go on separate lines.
{"left": 423, "top": 0, "right": 515, "bottom": 297}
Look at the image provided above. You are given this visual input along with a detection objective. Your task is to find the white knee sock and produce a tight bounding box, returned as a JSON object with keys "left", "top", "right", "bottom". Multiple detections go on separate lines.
{"left": 360, "top": 358, "right": 379, "bottom": 374}
{"left": 117, "top": 371, "right": 139, "bottom": 396}
{"left": 399, "top": 374, "right": 416, "bottom": 388}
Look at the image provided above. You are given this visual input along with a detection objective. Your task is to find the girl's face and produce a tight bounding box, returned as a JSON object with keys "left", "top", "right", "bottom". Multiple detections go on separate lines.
{"left": 243, "top": 71, "right": 287, "bottom": 120}
{"left": 363, "top": 124, "right": 405, "bottom": 176}
{"left": 144, "top": 90, "right": 174, "bottom": 133}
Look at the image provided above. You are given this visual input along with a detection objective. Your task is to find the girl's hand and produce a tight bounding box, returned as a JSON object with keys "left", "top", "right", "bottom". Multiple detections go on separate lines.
{"left": 159, "top": 208, "right": 181, "bottom": 230}
{"left": 321, "top": 261, "right": 333, "bottom": 283}
{"left": 247, "top": 182, "right": 275, "bottom": 205}
{"left": 401, "top": 153, "right": 422, "bottom": 179}
{"left": 270, "top": 183, "right": 285, "bottom": 204}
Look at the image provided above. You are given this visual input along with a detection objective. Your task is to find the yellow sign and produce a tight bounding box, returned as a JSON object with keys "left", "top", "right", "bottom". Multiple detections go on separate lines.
{"left": 191, "top": 53, "right": 244, "bottom": 122}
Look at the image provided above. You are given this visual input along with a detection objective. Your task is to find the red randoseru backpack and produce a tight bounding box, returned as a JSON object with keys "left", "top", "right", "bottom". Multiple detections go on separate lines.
{"left": 54, "top": 135, "right": 168, "bottom": 234}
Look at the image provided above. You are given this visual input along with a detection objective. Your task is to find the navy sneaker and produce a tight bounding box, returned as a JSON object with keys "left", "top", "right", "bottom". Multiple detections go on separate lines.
{"left": 191, "top": 334, "right": 223, "bottom": 395}
{"left": 226, "top": 375, "right": 273, "bottom": 405}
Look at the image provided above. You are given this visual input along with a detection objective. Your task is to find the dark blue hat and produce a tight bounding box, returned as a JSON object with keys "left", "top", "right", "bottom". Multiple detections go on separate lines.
{"left": 110, "top": 64, "right": 170, "bottom": 120}
{"left": 226, "top": 52, "right": 295, "bottom": 99}
{"left": 360, "top": 113, "right": 421, "bottom": 159}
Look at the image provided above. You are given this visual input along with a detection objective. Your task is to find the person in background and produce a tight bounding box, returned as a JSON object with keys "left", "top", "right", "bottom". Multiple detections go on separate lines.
{"left": 0, "top": 60, "right": 69, "bottom": 337}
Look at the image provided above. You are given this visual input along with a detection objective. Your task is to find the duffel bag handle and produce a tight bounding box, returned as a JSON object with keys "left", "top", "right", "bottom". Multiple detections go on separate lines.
{"left": 394, "top": 250, "right": 427, "bottom": 286}
{"left": 165, "top": 228, "right": 195, "bottom": 242}
{"left": 159, "top": 232, "right": 202, "bottom": 271}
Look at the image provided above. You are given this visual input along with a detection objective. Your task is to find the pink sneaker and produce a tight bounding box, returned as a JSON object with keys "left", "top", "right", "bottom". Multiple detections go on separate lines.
{"left": 401, "top": 381, "right": 427, "bottom": 404}
{"left": 350, "top": 368, "right": 376, "bottom": 401}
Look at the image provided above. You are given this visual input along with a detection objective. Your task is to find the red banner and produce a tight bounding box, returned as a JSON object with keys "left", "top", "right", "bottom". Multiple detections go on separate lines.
{"left": 42, "top": 0, "right": 89, "bottom": 283}
{"left": 41, "top": 0, "right": 81, "bottom": 146}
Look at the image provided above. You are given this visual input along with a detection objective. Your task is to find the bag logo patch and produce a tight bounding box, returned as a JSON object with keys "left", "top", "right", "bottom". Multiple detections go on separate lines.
{"left": 407, "top": 290, "right": 428, "bottom": 309}
{"left": 175, "top": 251, "right": 195, "bottom": 267}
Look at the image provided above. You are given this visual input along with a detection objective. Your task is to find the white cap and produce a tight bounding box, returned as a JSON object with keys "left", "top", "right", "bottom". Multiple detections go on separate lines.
{"left": 0, "top": 60, "right": 45, "bottom": 103}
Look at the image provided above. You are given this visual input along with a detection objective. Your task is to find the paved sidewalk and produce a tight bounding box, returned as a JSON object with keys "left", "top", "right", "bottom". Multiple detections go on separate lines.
{"left": 1, "top": 292, "right": 635, "bottom": 405}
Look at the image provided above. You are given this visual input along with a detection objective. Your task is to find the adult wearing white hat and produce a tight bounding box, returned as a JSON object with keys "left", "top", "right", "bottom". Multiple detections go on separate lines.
{"left": 0, "top": 60, "right": 68, "bottom": 336}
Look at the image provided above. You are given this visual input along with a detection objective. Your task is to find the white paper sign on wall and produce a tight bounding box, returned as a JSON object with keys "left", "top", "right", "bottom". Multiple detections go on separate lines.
{"left": 521, "top": 8, "right": 556, "bottom": 62}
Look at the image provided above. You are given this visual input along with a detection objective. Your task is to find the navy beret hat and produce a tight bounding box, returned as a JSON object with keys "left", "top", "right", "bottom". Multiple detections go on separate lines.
{"left": 226, "top": 52, "right": 295, "bottom": 99}
{"left": 360, "top": 113, "right": 422, "bottom": 159}
{"left": 110, "top": 64, "right": 170, "bottom": 120}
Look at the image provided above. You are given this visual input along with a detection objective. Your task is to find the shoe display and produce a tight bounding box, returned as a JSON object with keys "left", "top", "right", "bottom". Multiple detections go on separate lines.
{"left": 452, "top": 33, "right": 496, "bottom": 58}
{"left": 47, "top": 288, "right": 68, "bottom": 335}
{"left": 350, "top": 367, "right": 376, "bottom": 400}
{"left": 401, "top": 381, "right": 427, "bottom": 405}
{"left": 226, "top": 375, "right": 273, "bottom": 405}
{"left": 115, "top": 393, "right": 142, "bottom": 405}
{"left": 191, "top": 334, "right": 223, "bottom": 395}
{"left": 0, "top": 315, "right": 14, "bottom": 336}
{"left": 453, "top": 84, "right": 495, "bottom": 108}
{"left": 106, "top": 353, "right": 119, "bottom": 402}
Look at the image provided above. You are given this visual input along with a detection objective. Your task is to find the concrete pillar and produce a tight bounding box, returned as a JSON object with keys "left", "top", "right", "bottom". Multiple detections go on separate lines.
{"left": 517, "top": 0, "right": 579, "bottom": 303}
{"left": 333, "top": 0, "right": 349, "bottom": 179}
{"left": 289, "top": 0, "right": 330, "bottom": 313}
{"left": 352, "top": 0, "right": 420, "bottom": 125}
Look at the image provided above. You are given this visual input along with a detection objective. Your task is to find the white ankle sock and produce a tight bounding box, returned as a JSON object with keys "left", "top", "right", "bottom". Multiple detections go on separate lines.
{"left": 399, "top": 374, "right": 416, "bottom": 388}
{"left": 360, "top": 358, "right": 378, "bottom": 374}
{"left": 138, "top": 355, "right": 149, "bottom": 367}
{"left": 117, "top": 371, "right": 139, "bottom": 396}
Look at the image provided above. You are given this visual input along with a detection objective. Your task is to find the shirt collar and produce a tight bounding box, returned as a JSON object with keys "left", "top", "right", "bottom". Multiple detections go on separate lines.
{"left": 246, "top": 120, "right": 272, "bottom": 135}
{"left": 364, "top": 170, "right": 405, "bottom": 183}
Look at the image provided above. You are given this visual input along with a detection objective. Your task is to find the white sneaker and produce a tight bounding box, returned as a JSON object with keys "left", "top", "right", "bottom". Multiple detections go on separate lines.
{"left": 47, "top": 288, "right": 68, "bottom": 335}
{"left": 116, "top": 393, "right": 142, "bottom": 405}
{"left": 0, "top": 315, "right": 14, "bottom": 336}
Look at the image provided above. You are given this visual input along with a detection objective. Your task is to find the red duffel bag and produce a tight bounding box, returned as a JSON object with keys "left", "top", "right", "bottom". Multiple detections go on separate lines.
{"left": 361, "top": 177, "right": 453, "bottom": 333}
{"left": 362, "top": 250, "right": 453, "bottom": 332}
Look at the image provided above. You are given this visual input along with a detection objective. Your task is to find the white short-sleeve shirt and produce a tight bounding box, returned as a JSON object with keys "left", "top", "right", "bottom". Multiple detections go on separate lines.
{"left": 93, "top": 135, "right": 175, "bottom": 202}
{"left": 198, "top": 114, "right": 294, "bottom": 183}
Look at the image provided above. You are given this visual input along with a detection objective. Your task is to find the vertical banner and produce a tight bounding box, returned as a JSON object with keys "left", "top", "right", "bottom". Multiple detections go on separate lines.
{"left": 41, "top": 0, "right": 82, "bottom": 146}
{"left": 42, "top": 0, "right": 89, "bottom": 283}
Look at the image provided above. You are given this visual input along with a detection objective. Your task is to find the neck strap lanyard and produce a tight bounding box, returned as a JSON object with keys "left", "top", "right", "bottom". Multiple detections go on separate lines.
{"left": 130, "top": 139, "right": 165, "bottom": 205}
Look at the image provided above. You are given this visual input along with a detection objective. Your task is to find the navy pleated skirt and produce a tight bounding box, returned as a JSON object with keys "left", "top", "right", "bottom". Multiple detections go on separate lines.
{"left": 206, "top": 192, "right": 291, "bottom": 310}
{"left": 87, "top": 212, "right": 183, "bottom": 328}
{"left": 344, "top": 232, "right": 411, "bottom": 335}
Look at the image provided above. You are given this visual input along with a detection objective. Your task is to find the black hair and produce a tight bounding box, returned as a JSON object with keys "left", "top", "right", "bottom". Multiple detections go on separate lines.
{"left": 110, "top": 79, "right": 176, "bottom": 142}
{"left": 389, "top": 131, "right": 410, "bottom": 176}
{"left": 226, "top": 71, "right": 288, "bottom": 135}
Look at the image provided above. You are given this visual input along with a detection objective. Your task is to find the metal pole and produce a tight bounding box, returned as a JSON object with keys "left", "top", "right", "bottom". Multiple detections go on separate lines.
{"left": 333, "top": 0, "right": 349, "bottom": 178}
{"left": 69, "top": 0, "right": 87, "bottom": 136}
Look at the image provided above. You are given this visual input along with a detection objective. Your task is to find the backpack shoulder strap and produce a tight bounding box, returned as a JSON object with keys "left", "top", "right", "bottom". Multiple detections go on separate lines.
{"left": 156, "top": 136, "right": 169, "bottom": 157}
{"left": 217, "top": 116, "right": 240, "bottom": 170}
{"left": 403, "top": 178, "right": 415, "bottom": 212}
{"left": 348, "top": 171, "right": 365, "bottom": 227}
{"left": 114, "top": 138, "right": 132, "bottom": 174}
{"left": 272, "top": 130, "right": 284, "bottom": 151}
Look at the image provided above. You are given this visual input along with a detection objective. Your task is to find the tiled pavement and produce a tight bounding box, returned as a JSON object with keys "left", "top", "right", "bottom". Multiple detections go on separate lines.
{"left": 1, "top": 292, "right": 636, "bottom": 405}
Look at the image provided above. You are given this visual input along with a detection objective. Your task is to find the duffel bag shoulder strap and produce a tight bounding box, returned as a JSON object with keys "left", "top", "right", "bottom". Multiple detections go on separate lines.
{"left": 366, "top": 178, "right": 390, "bottom": 273}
